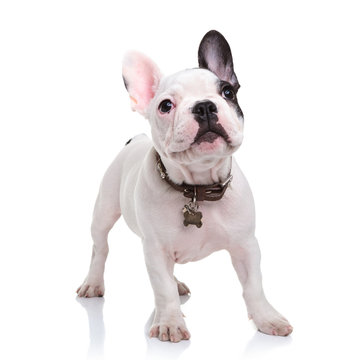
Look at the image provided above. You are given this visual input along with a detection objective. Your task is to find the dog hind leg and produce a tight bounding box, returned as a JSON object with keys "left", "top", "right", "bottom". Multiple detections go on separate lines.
{"left": 174, "top": 276, "right": 191, "bottom": 296}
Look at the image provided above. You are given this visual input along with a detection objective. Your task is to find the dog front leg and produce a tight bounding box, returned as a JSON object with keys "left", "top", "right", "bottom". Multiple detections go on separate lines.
{"left": 229, "top": 237, "right": 293, "bottom": 336}
{"left": 144, "top": 242, "right": 190, "bottom": 342}
{"left": 77, "top": 189, "right": 121, "bottom": 298}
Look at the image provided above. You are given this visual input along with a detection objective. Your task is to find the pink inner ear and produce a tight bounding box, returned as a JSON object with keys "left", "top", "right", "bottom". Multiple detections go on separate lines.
{"left": 122, "top": 51, "right": 162, "bottom": 115}
{"left": 136, "top": 66, "right": 157, "bottom": 107}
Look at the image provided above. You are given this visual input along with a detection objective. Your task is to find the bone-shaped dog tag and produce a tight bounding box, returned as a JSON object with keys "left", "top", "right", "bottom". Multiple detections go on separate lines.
{"left": 182, "top": 201, "right": 203, "bottom": 228}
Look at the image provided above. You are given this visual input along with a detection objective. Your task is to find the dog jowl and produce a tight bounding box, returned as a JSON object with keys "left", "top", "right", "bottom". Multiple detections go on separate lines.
{"left": 77, "top": 30, "right": 293, "bottom": 342}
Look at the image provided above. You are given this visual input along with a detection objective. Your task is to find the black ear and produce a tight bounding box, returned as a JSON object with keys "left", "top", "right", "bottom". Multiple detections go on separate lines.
{"left": 198, "top": 30, "right": 239, "bottom": 91}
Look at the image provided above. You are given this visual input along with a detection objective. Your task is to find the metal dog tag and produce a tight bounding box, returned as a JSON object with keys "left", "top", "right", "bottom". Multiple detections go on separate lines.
{"left": 182, "top": 201, "right": 203, "bottom": 228}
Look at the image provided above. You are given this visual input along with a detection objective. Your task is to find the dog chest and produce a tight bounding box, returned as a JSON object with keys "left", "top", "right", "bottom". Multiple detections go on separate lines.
{"left": 167, "top": 209, "right": 233, "bottom": 264}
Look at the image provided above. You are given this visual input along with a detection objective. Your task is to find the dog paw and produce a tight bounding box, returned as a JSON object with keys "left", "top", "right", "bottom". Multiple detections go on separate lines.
{"left": 149, "top": 312, "right": 191, "bottom": 342}
{"left": 175, "top": 277, "right": 191, "bottom": 295}
{"left": 76, "top": 280, "right": 105, "bottom": 298}
{"left": 250, "top": 304, "right": 293, "bottom": 336}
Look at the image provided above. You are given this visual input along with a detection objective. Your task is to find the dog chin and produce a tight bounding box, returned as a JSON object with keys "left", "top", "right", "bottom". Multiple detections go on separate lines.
{"left": 167, "top": 137, "right": 236, "bottom": 164}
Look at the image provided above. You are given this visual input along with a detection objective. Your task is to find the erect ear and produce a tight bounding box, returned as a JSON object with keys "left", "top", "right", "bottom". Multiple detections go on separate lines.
{"left": 198, "top": 30, "right": 239, "bottom": 91}
{"left": 122, "top": 51, "right": 162, "bottom": 116}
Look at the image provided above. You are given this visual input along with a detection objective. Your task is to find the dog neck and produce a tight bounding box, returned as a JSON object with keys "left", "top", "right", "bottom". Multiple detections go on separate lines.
{"left": 160, "top": 154, "right": 232, "bottom": 186}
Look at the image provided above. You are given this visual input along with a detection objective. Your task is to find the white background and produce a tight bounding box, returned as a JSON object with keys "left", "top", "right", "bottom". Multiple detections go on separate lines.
{"left": 1, "top": 0, "right": 360, "bottom": 359}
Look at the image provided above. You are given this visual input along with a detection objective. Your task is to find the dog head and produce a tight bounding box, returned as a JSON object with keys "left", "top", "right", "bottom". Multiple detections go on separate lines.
{"left": 122, "top": 30, "right": 244, "bottom": 165}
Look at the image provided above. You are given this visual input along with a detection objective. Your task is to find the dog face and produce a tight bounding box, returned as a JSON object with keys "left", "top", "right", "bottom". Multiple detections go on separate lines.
{"left": 122, "top": 30, "right": 244, "bottom": 164}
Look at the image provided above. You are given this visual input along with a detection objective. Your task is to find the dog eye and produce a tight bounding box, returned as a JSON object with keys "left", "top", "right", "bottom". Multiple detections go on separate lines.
{"left": 158, "top": 100, "right": 174, "bottom": 114}
{"left": 222, "top": 86, "right": 235, "bottom": 100}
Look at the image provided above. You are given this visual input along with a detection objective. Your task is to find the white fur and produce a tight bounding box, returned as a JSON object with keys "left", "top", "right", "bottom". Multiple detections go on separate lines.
{"left": 77, "top": 56, "right": 292, "bottom": 342}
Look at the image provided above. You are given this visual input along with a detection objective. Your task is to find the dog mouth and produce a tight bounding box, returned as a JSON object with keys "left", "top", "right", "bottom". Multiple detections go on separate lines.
{"left": 193, "top": 126, "right": 229, "bottom": 145}
{"left": 194, "top": 131, "right": 221, "bottom": 144}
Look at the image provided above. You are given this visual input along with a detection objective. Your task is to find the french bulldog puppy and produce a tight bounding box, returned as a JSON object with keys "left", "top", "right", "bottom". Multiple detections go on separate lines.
{"left": 77, "top": 30, "right": 293, "bottom": 342}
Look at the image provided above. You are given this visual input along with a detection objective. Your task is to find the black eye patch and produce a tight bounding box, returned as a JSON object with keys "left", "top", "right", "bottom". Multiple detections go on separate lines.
{"left": 218, "top": 81, "right": 244, "bottom": 119}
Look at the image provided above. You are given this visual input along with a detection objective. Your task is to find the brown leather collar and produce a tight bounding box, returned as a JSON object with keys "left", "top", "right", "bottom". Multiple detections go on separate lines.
{"left": 155, "top": 152, "right": 233, "bottom": 202}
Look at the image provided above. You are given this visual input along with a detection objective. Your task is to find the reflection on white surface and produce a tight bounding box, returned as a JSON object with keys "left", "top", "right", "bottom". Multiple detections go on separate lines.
{"left": 76, "top": 293, "right": 294, "bottom": 360}
{"left": 76, "top": 297, "right": 106, "bottom": 359}
{"left": 243, "top": 331, "right": 293, "bottom": 358}
{"left": 77, "top": 295, "right": 192, "bottom": 359}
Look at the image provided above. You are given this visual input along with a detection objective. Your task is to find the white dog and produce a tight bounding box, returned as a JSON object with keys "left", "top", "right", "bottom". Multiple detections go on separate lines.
{"left": 77, "top": 30, "right": 293, "bottom": 342}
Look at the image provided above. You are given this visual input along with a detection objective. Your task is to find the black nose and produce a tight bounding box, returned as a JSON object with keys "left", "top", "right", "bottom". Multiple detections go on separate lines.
{"left": 192, "top": 100, "right": 218, "bottom": 122}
